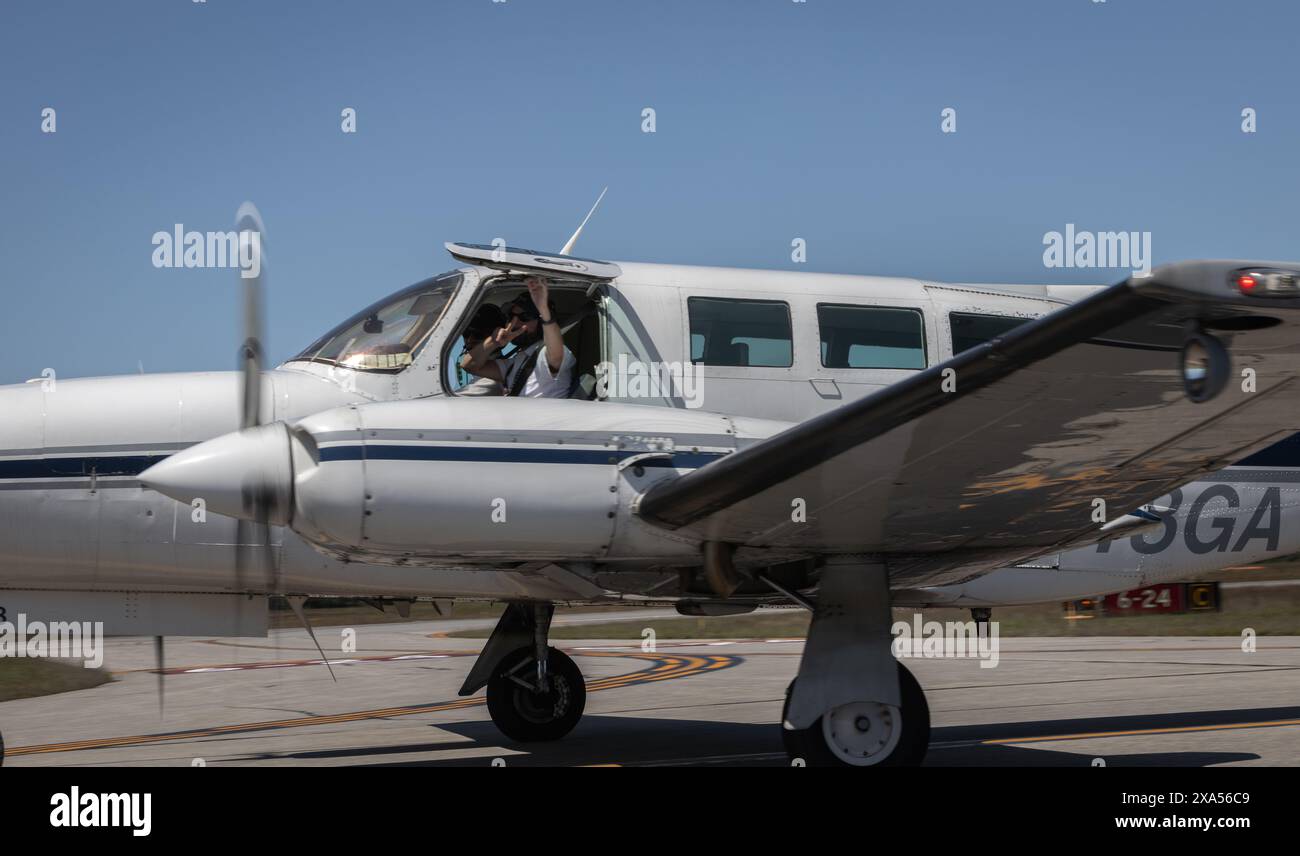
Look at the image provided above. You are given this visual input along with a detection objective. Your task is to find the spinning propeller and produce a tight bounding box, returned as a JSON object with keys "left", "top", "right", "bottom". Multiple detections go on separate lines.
{"left": 145, "top": 204, "right": 334, "bottom": 715}
{"left": 230, "top": 202, "right": 336, "bottom": 681}
{"left": 232, "top": 201, "right": 280, "bottom": 599}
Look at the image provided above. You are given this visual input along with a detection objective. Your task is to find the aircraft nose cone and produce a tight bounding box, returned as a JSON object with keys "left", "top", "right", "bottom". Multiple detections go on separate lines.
{"left": 141, "top": 423, "right": 294, "bottom": 525}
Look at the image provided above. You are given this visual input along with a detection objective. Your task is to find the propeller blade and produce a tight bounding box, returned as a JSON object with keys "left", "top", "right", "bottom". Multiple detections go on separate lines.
{"left": 235, "top": 492, "right": 279, "bottom": 596}
{"left": 233, "top": 497, "right": 270, "bottom": 595}
{"left": 287, "top": 597, "right": 337, "bottom": 682}
{"left": 154, "top": 636, "right": 165, "bottom": 719}
{"left": 235, "top": 201, "right": 267, "bottom": 431}
{"left": 234, "top": 518, "right": 250, "bottom": 594}
{"left": 231, "top": 202, "right": 276, "bottom": 595}
{"left": 264, "top": 523, "right": 280, "bottom": 597}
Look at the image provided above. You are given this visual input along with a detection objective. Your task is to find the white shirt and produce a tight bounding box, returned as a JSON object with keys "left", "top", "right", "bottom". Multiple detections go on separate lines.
{"left": 459, "top": 375, "right": 503, "bottom": 396}
{"left": 496, "top": 341, "right": 577, "bottom": 398}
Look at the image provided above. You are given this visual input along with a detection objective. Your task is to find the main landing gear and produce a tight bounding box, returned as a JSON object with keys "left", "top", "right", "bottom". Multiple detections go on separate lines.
{"left": 464, "top": 561, "right": 932, "bottom": 766}
{"left": 782, "top": 664, "right": 929, "bottom": 766}
{"left": 461, "top": 602, "right": 586, "bottom": 742}
{"left": 781, "top": 557, "right": 931, "bottom": 767}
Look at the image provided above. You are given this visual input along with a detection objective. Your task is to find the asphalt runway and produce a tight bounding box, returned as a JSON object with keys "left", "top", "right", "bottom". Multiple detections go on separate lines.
{"left": 2, "top": 612, "right": 1298, "bottom": 767}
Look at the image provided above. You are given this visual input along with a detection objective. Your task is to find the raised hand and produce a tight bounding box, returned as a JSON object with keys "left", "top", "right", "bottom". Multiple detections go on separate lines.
{"left": 488, "top": 318, "right": 525, "bottom": 350}
{"left": 526, "top": 276, "right": 550, "bottom": 317}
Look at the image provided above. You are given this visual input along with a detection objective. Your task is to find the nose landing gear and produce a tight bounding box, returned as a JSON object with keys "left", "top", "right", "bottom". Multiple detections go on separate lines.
{"left": 460, "top": 602, "right": 587, "bottom": 743}
{"left": 486, "top": 645, "right": 586, "bottom": 742}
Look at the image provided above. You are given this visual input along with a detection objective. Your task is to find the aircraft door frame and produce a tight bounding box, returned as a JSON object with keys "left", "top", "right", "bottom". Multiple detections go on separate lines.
{"left": 599, "top": 281, "right": 686, "bottom": 408}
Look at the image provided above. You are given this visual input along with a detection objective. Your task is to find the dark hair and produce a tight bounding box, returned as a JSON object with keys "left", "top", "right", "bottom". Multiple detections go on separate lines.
{"left": 463, "top": 303, "right": 507, "bottom": 340}
{"left": 507, "top": 292, "right": 558, "bottom": 321}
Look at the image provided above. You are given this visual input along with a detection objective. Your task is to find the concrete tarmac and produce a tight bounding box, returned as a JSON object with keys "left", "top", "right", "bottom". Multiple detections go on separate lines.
{"left": 2, "top": 613, "right": 1297, "bottom": 767}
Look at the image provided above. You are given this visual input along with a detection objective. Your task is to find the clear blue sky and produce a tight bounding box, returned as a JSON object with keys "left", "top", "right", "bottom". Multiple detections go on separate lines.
{"left": 2, "top": 0, "right": 1297, "bottom": 383}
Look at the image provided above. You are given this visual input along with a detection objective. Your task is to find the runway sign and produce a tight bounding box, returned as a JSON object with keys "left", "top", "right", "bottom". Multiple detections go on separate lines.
{"left": 1101, "top": 582, "right": 1220, "bottom": 615}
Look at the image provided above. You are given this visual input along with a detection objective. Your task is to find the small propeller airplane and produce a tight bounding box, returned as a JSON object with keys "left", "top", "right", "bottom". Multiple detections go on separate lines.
{"left": 3, "top": 194, "right": 1300, "bottom": 766}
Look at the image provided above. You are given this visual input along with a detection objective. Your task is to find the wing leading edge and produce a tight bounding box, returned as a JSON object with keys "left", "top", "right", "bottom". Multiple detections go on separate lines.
{"left": 636, "top": 260, "right": 1300, "bottom": 585}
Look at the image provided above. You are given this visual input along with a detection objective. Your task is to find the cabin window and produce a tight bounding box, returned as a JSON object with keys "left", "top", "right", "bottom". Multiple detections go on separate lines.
{"left": 949, "top": 312, "right": 1033, "bottom": 355}
{"left": 688, "top": 297, "right": 792, "bottom": 367}
{"left": 817, "top": 304, "right": 926, "bottom": 369}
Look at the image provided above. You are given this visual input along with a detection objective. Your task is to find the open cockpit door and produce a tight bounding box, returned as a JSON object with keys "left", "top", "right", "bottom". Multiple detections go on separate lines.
{"left": 445, "top": 242, "right": 622, "bottom": 282}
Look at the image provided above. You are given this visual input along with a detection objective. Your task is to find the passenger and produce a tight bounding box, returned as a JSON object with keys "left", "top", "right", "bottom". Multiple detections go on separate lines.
{"left": 462, "top": 277, "right": 576, "bottom": 398}
{"left": 457, "top": 303, "right": 507, "bottom": 396}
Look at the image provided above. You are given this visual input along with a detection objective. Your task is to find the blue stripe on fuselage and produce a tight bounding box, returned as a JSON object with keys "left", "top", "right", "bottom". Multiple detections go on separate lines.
{"left": 0, "top": 455, "right": 170, "bottom": 480}
{"left": 1235, "top": 433, "right": 1300, "bottom": 468}
{"left": 319, "top": 444, "right": 726, "bottom": 468}
{"left": 0, "top": 447, "right": 725, "bottom": 480}
{"left": 0, "top": 429, "right": 1296, "bottom": 482}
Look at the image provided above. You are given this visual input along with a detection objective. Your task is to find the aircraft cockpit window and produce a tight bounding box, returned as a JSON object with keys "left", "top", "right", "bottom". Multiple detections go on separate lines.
{"left": 949, "top": 312, "right": 1033, "bottom": 355}
{"left": 291, "top": 272, "right": 461, "bottom": 373}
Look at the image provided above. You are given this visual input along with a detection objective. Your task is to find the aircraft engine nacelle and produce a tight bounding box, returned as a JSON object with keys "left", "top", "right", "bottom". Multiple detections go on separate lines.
{"left": 288, "top": 403, "right": 627, "bottom": 561}
{"left": 141, "top": 398, "right": 771, "bottom": 565}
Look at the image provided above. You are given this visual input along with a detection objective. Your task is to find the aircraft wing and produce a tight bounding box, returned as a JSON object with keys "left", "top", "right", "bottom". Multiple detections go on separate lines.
{"left": 637, "top": 260, "right": 1300, "bottom": 585}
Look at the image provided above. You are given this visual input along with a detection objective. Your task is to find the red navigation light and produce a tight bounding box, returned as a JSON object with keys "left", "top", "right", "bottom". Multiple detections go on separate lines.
{"left": 1231, "top": 267, "right": 1300, "bottom": 297}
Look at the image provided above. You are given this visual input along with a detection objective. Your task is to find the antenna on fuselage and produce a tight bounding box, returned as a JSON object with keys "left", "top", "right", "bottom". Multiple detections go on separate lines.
{"left": 558, "top": 187, "right": 607, "bottom": 256}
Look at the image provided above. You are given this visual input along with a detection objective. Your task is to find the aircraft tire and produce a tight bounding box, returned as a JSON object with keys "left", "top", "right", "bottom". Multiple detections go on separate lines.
{"left": 486, "top": 646, "right": 586, "bottom": 742}
{"left": 781, "top": 662, "right": 929, "bottom": 767}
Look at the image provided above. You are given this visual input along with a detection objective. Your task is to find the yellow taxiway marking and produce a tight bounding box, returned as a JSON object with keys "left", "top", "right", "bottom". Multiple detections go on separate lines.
{"left": 7, "top": 652, "right": 738, "bottom": 757}
{"left": 984, "top": 717, "right": 1300, "bottom": 745}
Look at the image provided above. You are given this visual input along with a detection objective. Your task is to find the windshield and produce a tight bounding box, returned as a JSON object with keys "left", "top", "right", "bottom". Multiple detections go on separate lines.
{"left": 291, "top": 272, "right": 461, "bottom": 372}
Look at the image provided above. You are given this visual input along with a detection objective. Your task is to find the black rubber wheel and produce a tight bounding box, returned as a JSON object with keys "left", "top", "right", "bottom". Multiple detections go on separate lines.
{"left": 1180, "top": 332, "right": 1230, "bottom": 403}
{"left": 0, "top": 728, "right": 4, "bottom": 766}
{"left": 486, "top": 646, "right": 586, "bottom": 742}
{"left": 782, "top": 661, "right": 929, "bottom": 767}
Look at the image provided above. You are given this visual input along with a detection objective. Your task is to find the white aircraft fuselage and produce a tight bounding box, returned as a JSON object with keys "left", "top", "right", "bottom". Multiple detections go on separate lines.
{"left": 0, "top": 261, "right": 1296, "bottom": 632}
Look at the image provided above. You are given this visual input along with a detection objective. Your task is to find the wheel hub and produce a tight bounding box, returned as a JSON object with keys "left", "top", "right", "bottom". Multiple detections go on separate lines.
{"left": 822, "top": 701, "right": 902, "bottom": 766}
{"left": 512, "top": 668, "right": 572, "bottom": 724}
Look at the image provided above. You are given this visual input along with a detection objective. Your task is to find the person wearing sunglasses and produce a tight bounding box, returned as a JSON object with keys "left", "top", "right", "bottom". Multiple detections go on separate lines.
{"left": 461, "top": 276, "right": 575, "bottom": 398}
{"left": 456, "top": 303, "right": 508, "bottom": 396}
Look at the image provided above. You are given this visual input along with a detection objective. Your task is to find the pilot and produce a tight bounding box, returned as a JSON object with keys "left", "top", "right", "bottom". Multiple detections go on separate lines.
{"left": 457, "top": 303, "right": 508, "bottom": 396}
{"left": 463, "top": 276, "right": 576, "bottom": 398}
